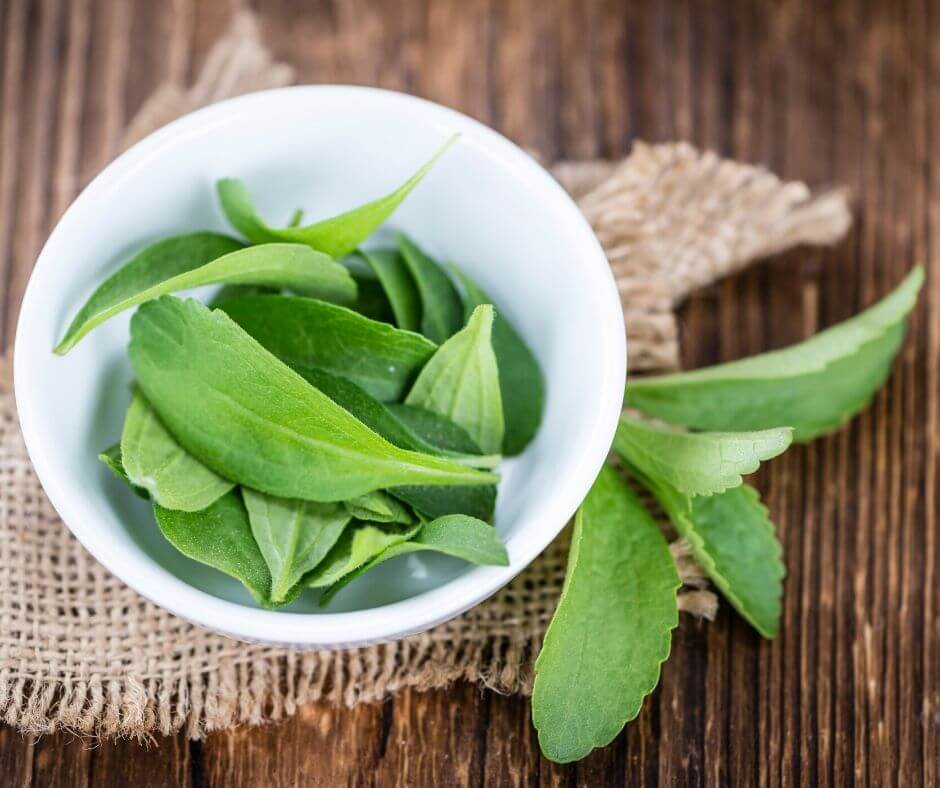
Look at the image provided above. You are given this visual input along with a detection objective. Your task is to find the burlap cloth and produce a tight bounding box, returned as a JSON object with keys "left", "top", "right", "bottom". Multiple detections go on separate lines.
{"left": 0, "top": 13, "right": 852, "bottom": 739}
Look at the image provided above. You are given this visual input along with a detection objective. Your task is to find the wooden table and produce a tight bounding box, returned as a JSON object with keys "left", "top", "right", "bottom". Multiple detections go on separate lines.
{"left": 1, "top": 0, "right": 936, "bottom": 785}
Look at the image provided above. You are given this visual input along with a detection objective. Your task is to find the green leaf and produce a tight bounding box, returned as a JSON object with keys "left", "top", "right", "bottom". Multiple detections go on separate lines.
{"left": 304, "top": 520, "right": 421, "bottom": 588}
{"left": 343, "top": 490, "right": 416, "bottom": 525}
{"left": 626, "top": 266, "right": 924, "bottom": 441}
{"left": 613, "top": 415, "right": 792, "bottom": 496}
{"left": 216, "top": 294, "right": 436, "bottom": 402}
{"left": 216, "top": 136, "right": 457, "bottom": 259}
{"left": 397, "top": 233, "right": 463, "bottom": 344}
{"left": 102, "top": 447, "right": 302, "bottom": 610}
{"left": 242, "top": 488, "right": 351, "bottom": 602}
{"left": 120, "top": 390, "right": 234, "bottom": 511}
{"left": 129, "top": 297, "right": 498, "bottom": 502}
{"left": 633, "top": 469, "right": 784, "bottom": 639}
{"left": 406, "top": 304, "right": 505, "bottom": 454}
{"left": 153, "top": 490, "right": 275, "bottom": 607}
{"left": 386, "top": 403, "right": 500, "bottom": 465}
{"left": 209, "top": 284, "right": 279, "bottom": 306}
{"left": 289, "top": 367, "right": 499, "bottom": 468}
{"left": 384, "top": 403, "right": 498, "bottom": 522}
{"left": 449, "top": 263, "right": 545, "bottom": 456}
{"left": 98, "top": 443, "right": 148, "bottom": 499}
{"left": 390, "top": 481, "right": 496, "bottom": 523}
{"left": 359, "top": 248, "right": 421, "bottom": 331}
{"left": 290, "top": 366, "right": 445, "bottom": 454}
{"left": 532, "top": 464, "right": 679, "bottom": 763}
{"left": 55, "top": 232, "right": 242, "bottom": 353}
{"left": 349, "top": 271, "right": 396, "bottom": 323}
{"left": 320, "top": 514, "right": 509, "bottom": 604}
{"left": 55, "top": 241, "right": 358, "bottom": 354}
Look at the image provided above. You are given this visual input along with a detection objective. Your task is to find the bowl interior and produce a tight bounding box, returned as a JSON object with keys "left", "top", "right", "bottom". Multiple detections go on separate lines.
{"left": 15, "top": 87, "right": 624, "bottom": 642}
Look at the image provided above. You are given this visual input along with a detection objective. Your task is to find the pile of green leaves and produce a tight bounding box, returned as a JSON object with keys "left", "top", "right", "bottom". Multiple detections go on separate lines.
{"left": 531, "top": 265, "right": 923, "bottom": 762}
{"left": 56, "top": 137, "right": 553, "bottom": 607}
{"left": 54, "top": 131, "right": 924, "bottom": 760}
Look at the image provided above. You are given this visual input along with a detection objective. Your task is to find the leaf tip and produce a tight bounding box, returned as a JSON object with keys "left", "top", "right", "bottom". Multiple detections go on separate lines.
{"left": 215, "top": 176, "right": 238, "bottom": 191}
{"left": 438, "top": 132, "right": 461, "bottom": 156}
{"left": 411, "top": 134, "right": 461, "bottom": 183}
{"left": 534, "top": 733, "right": 584, "bottom": 765}
{"left": 758, "top": 621, "right": 780, "bottom": 639}
{"left": 318, "top": 587, "right": 339, "bottom": 607}
{"left": 468, "top": 302, "right": 495, "bottom": 327}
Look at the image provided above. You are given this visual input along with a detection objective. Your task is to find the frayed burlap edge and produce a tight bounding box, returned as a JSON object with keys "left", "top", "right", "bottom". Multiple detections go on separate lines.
{"left": 0, "top": 11, "right": 850, "bottom": 740}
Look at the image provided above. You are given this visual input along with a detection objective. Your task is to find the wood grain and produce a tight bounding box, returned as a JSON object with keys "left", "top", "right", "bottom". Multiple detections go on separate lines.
{"left": 1, "top": 0, "right": 936, "bottom": 785}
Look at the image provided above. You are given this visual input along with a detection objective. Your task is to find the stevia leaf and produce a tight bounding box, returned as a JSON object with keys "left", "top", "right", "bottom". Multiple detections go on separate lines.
{"left": 121, "top": 390, "right": 234, "bottom": 512}
{"left": 629, "top": 327, "right": 905, "bottom": 442}
{"left": 289, "top": 367, "right": 500, "bottom": 468}
{"left": 532, "top": 464, "right": 679, "bottom": 763}
{"left": 391, "top": 482, "right": 496, "bottom": 523}
{"left": 632, "top": 467, "right": 785, "bottom": 639}
{"left": 129, "top": 297, "right": 497, "bottom": 502}
{"left": 613, "top": 415, "right": 792, "bottom": 496}
{"left": 384, "top": 403, "right": 499, "bottom": 522}
{"left": 242, "top": 488, "right": 351, "bottom": 602}
{"left": 56, "top": 242, "right": 358, "bottom": 353}
{"left": 288, "top": 373, "right": 499, "bottom": 520}
{"left": 678, "top": 487, "right": 782, "bottom": 637}
{"left": 98, "top": 443, "right": 148, "bottom": 499}
{"left": 359, "top": 248, "right": 421, "bottom": 331}
{"left": 684, "top": 486, "right": 783, "bottom": 637}
{"left": 449, "top": 263, "right": 545, "bottom": 456}
{"left": 106, "top": 449, "right": 292, "bottom": 609}
{"left": 154, "top": 490, "right": 275, "bottom": 607}
{"left": 397, "top": 233, "right": 463, "bottom": 344}
{"left": 55, "top": 232, "right": 242, "bottom": 353}
{"left": 343, "top": 490, "right": 416, "bottom": 525}
{"left": 304, "top": 520, "right": 421, "bottom": 588}
{"left": 405, "top": 304, "right": 505, "bottom": 454}
{"left": 216, "top": 136, "right": 457, "bottom": 259}
{"left": 385, "top": 403, "right": 496, "bottom": 461}
{"left": 290, "top": 366, "right": 444, "bottom": 454}
{"left": 216, "top": 294, "right": 436, "bottom": 402}
{"left": 626, "top": 266, "right": 924, "bottom": 441}
{"left": 209, "top": 284, "right": 279, "bottom": 306}
{"left": 320, "top": 514, "right": 509, "bottom": 604}
{"left": 349, "top": 271, "right": 396, "bottom": 323}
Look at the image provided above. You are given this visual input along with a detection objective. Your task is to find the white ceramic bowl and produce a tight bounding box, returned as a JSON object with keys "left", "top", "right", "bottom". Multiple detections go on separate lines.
{"left": 14, "top": 86, "right": 625, "bottom": 647}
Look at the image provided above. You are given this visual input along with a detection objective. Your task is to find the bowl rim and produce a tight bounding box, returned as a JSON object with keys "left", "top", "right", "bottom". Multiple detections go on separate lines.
{"left": 13, "top": 85, "right": 626, "bottom": 647}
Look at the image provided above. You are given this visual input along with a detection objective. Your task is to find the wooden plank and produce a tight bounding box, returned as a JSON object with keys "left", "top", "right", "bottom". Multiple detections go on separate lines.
{"left": 1, "top": 0, "right": 62, "bottom": 348}
{"left": 371, "top": 685, "right": 487, "bottom": 786}
{"left": 481, "top": 693, "right": 542, "bottom": 787}
{"left": 48, "top": 0, "right": 91, "bottom": 225}
{"left": 0, "top": 0, "right": 28, "bottom": 349}
{"left": 0, "top": 728, "right": 33, "bottom": 788}
{"left": 200, "top": 698, "right": 387, "bottom": 787}
{"left": 123, "top": 0, "right": 190, "bottom": 118}
{"left": 30, "top": 733, "right": 91, "bottom": 788}
{"left": 891, "top": 8, "right": 931, "bottom": 788}
{"left": 87, "top": 732, "right": 193, "bottom": 788}
{"left": 922, "top": 5, "right": 940, "bottom": 788}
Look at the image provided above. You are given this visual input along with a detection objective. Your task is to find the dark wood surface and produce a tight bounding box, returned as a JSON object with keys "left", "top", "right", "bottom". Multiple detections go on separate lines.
{"left": 1, "top": 0, "right": 937, "bottom": 785}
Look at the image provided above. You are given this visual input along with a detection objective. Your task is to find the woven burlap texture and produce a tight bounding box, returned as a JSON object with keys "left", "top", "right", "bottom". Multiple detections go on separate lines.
{"left": 0, "top": 12, "right": 851, "bottom": 739}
